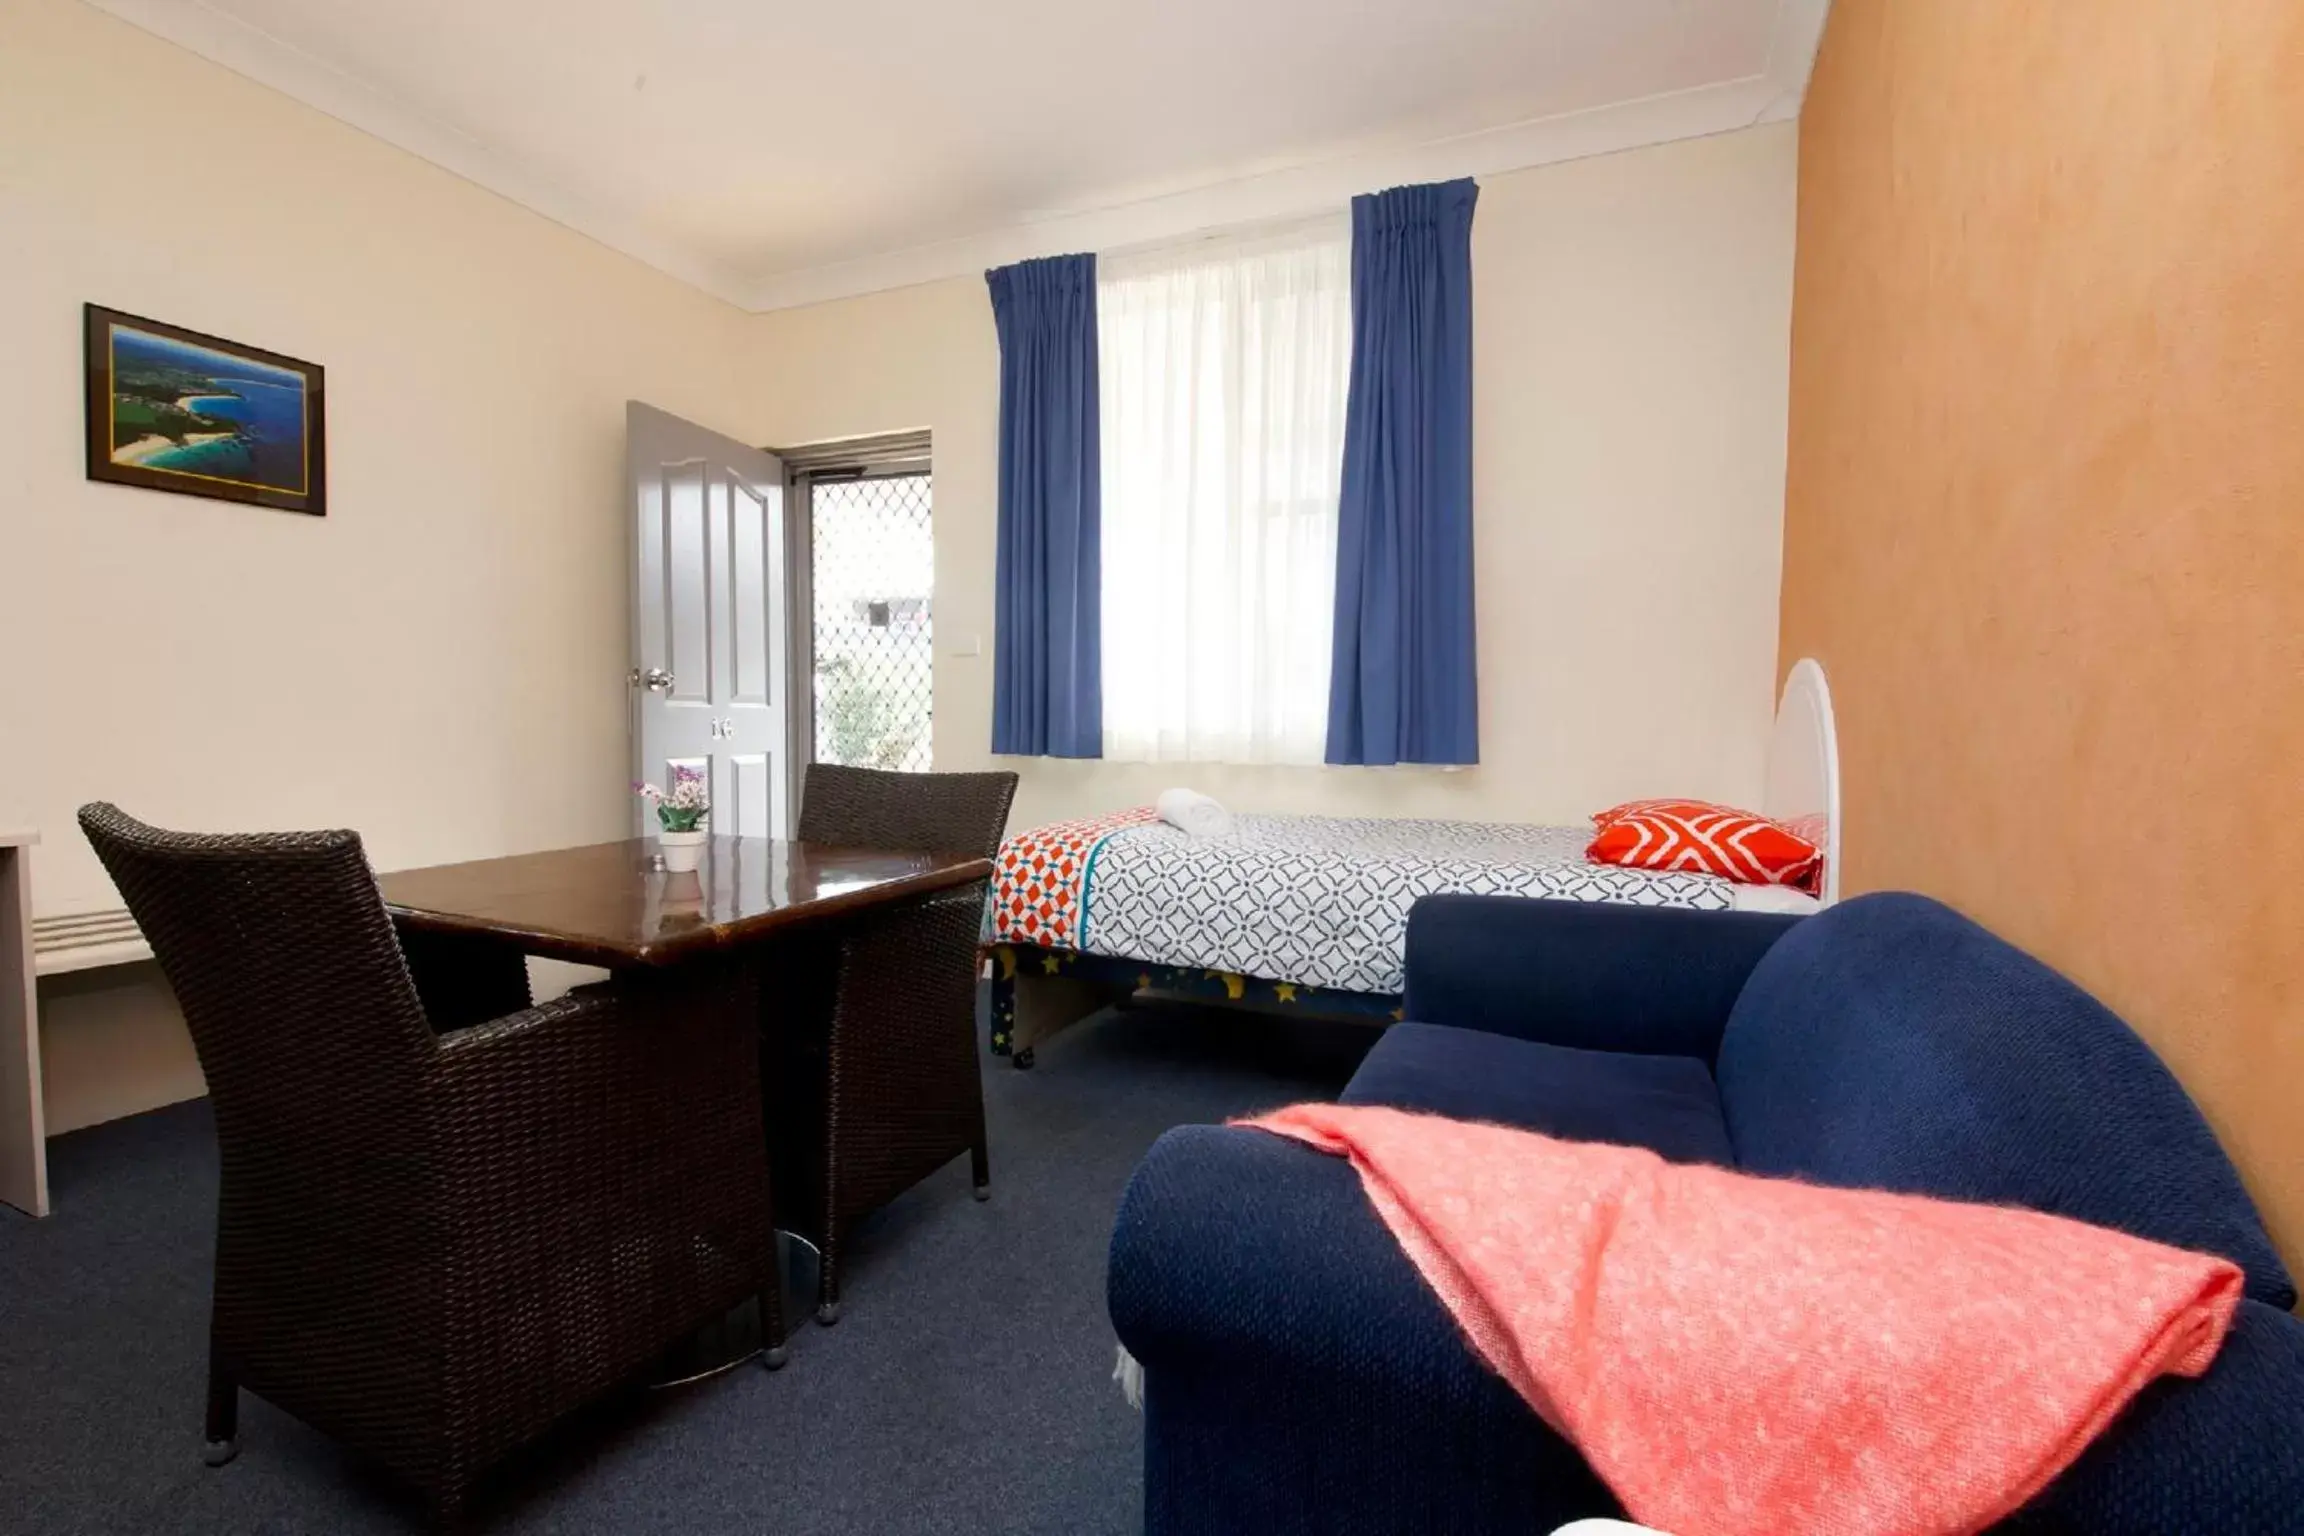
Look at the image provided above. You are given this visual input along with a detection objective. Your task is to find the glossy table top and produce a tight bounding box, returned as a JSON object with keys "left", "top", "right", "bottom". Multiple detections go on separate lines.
{"left": 380, "top": 837, "right": 993, "bottom": 967}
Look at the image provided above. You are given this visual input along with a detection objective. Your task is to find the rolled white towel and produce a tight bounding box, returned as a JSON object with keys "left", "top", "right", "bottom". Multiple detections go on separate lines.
{"left": 1155, "top": 787, "right": 1236, "bottom": 839}
{"left": 1729, "top": 884, "right": 1823, "bottom": 916}
{"left": 1113, "top": 1344, "right": 1144, "bottom": 1409}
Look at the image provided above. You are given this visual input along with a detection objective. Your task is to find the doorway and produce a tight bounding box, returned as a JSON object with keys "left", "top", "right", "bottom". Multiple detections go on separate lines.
{"left": 782, "top": 432, "right": 934, "bottom": 775}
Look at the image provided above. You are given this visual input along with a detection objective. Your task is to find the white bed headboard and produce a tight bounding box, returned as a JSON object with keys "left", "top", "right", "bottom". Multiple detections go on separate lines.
{"left": 1761, "top": 658, "right": 1841, "bottom": 905}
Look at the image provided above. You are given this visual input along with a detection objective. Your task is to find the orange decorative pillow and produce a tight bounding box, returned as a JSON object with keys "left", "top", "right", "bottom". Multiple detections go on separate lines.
{"left": 1586, "top": 800, "right": 1822, "bottom": 891}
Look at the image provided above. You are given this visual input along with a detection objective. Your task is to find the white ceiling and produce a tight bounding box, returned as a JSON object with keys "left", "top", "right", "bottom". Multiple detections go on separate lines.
{"left": 88, "top": 0, "right": 1831, "bottom": 311}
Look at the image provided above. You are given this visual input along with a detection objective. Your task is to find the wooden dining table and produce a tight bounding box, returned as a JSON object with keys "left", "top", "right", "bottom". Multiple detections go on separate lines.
{"left": 379, "top": 834, "right": 993, "bottom": 970}
{"left": 378, "top": 833, "right": 995, "bottom": 1383}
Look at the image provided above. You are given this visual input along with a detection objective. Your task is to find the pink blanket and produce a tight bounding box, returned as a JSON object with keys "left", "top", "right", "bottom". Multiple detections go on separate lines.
{"left": 1243, "top": 1103, "right": 2241, "bottom": 1536}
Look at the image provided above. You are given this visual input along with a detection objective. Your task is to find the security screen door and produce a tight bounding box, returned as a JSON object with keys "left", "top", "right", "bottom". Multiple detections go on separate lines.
{"left": 807, "top": 470, "right": 934, "bottom": 772}
{"left": 626, "top": 401, "right": 791, "bottom": 839}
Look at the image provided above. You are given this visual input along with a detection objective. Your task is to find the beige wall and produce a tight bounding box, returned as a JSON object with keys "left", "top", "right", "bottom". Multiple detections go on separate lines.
{"left": 752, "top": 123, "right": 1800, "bottom": 834}
{"left": 1781, "top": 0, "right": 2304, "bottom": 1261}
{"left": 2, "top": 0, "right": 759, "bottom": 1127}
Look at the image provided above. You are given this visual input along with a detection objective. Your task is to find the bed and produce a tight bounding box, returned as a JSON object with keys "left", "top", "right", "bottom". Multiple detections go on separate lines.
{"left": 985, "top": 658, "right": 1842, "bottom": 1067}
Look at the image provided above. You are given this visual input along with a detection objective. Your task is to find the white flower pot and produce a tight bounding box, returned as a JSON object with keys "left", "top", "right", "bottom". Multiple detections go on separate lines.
{"left": 657, "top": 828, "right": 708, "bottom": 873}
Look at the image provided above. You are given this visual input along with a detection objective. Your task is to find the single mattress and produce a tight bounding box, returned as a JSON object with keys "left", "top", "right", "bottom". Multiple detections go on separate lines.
{"left": 991, "top": 811, "right": 1745, "bottom": 997}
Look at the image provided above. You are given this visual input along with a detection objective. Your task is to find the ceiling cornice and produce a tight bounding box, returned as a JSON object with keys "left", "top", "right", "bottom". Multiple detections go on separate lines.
{"left": 80, "top": 0, "right": 760, "bottom": 305}
{"left": 85, "top": 0, "right": 1831, "bottom": 315}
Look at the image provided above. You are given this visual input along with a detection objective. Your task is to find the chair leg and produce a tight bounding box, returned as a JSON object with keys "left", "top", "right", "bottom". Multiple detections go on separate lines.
{"left": 970, "top": 1080, "right": 992, "bottom": 1199}
{"left": 760, "top": 1278, "right": 790, "bottom": 1370}
{"left": 202, "top": 1350, "right": 239, "bottom": 1467}
{"left": 815, "top": 1231, "right": 842, "bottom": 1326}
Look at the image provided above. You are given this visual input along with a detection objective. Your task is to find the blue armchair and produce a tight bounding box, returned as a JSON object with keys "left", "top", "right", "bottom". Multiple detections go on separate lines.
{"left": 1109, "top": 893, "right": 2304, "bottom": 1534}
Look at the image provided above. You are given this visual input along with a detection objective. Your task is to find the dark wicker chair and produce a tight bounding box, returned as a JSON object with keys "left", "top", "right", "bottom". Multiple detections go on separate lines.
{"left": 796, "top": 764, "right": 1020, "bottom": 858}
{"left": 783, "top": 764, "right": 1018, "bottom": 1324}
{"left": 79, "top": 804, "right": 784, "bottom": 1529}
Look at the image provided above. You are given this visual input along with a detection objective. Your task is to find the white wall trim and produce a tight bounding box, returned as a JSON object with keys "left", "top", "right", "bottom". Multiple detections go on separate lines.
{"left": 1754, "top": 0, "right": 1834, "bottom": 123}
{"left": 84, "top": 0, "right": 1832, "bottom": 314}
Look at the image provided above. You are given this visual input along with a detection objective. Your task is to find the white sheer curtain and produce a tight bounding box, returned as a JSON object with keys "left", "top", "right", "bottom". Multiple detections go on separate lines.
{"left": 1098, "top": 216, "right": 1352, "bottom": 765}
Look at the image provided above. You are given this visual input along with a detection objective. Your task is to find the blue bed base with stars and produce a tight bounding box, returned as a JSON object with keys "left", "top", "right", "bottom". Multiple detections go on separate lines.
{"left": 983, "top": 941, "right": 1401, "bottom": 1067}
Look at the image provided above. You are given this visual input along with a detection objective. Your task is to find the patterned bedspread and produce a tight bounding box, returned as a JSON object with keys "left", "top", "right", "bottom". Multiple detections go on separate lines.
{"left": 991, "top": 812, "right": 1735, "bottom": 997}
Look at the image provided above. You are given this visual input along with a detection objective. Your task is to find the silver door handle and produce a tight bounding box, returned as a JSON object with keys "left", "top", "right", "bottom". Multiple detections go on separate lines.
{"left": 630, "top": 667, "right": 675, "bottom": 694}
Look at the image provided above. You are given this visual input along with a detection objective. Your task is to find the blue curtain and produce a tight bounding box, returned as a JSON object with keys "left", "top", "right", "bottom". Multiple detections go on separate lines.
{"left": 1325, "top": 179, "right": 1480, "bottom": 766}
{"left": 988, "top": 254, "right": 1103, "bottom": 758}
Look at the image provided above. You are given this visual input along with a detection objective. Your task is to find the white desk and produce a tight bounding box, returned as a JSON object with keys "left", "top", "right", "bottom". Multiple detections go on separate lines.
{"left": 1, "top": 830, "right": 46, "bottom": 1215}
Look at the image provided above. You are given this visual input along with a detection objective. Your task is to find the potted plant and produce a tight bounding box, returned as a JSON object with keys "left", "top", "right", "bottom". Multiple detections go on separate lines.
{"left": 635, "top": 767, "right": 710, "bottom": 872}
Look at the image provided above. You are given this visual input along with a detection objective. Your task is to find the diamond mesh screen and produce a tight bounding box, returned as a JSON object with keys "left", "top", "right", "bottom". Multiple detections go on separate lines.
{"left": 812, "top": 472, "right": 934, "bottom": 771}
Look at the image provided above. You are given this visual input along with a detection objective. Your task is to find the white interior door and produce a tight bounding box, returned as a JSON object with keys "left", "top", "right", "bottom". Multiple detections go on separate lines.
{"left": 628, "top": 401, "right": 791, "bottom": 840}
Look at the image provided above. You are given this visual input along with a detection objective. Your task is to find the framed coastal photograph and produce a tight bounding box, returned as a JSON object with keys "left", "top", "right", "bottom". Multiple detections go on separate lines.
{"left": 83, "top": 304, "right": 326, "bottom": 516}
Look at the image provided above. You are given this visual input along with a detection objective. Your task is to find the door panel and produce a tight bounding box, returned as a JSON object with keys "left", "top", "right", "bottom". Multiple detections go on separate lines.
{"left": 730, "top": 479, "right": 774, "bottom": 707}
{"left": 664, "top": 460, "right": 712, "bottom": 705}
{"left": 629, "top": 402, "right": 790, "bottom": 840}
{"left": 729, "top": 753, "right": 773, "bottom": 839}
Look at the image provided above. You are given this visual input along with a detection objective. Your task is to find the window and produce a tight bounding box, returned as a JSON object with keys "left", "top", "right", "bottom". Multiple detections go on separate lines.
{"left": 1097, "top": 217, "right": 1352, "bottom": 765}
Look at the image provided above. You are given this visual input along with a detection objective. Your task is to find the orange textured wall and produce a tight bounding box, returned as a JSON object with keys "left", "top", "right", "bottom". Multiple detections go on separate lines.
{"left": 1782, "top": 0, "right": 2304, "bottom": 1266}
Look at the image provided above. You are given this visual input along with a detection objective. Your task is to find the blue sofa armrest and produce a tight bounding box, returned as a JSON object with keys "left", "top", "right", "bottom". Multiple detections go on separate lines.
{"left": 2022, "top": 1298, "right": 2304, "bottom": 1530}
{"left": 1402, "top": 895, "right": 1801, "bottom": 1062}
{"left": 1110, "top": 1126, "right": 2304, "bottom": 1534}
{"left": 1109, "top": 1124, "right": 1619, "bottom": 1534}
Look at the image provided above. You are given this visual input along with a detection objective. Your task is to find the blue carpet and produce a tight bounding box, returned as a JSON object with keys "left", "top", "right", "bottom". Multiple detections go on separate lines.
{"left": 0, "top": 999, "right": 1372, "bottom": 1533}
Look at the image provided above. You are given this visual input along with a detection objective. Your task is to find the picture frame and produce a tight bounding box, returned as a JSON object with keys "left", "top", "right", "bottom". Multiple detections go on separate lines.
{"left": 83, "top": 304, "right": 327, "bottom": 517}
